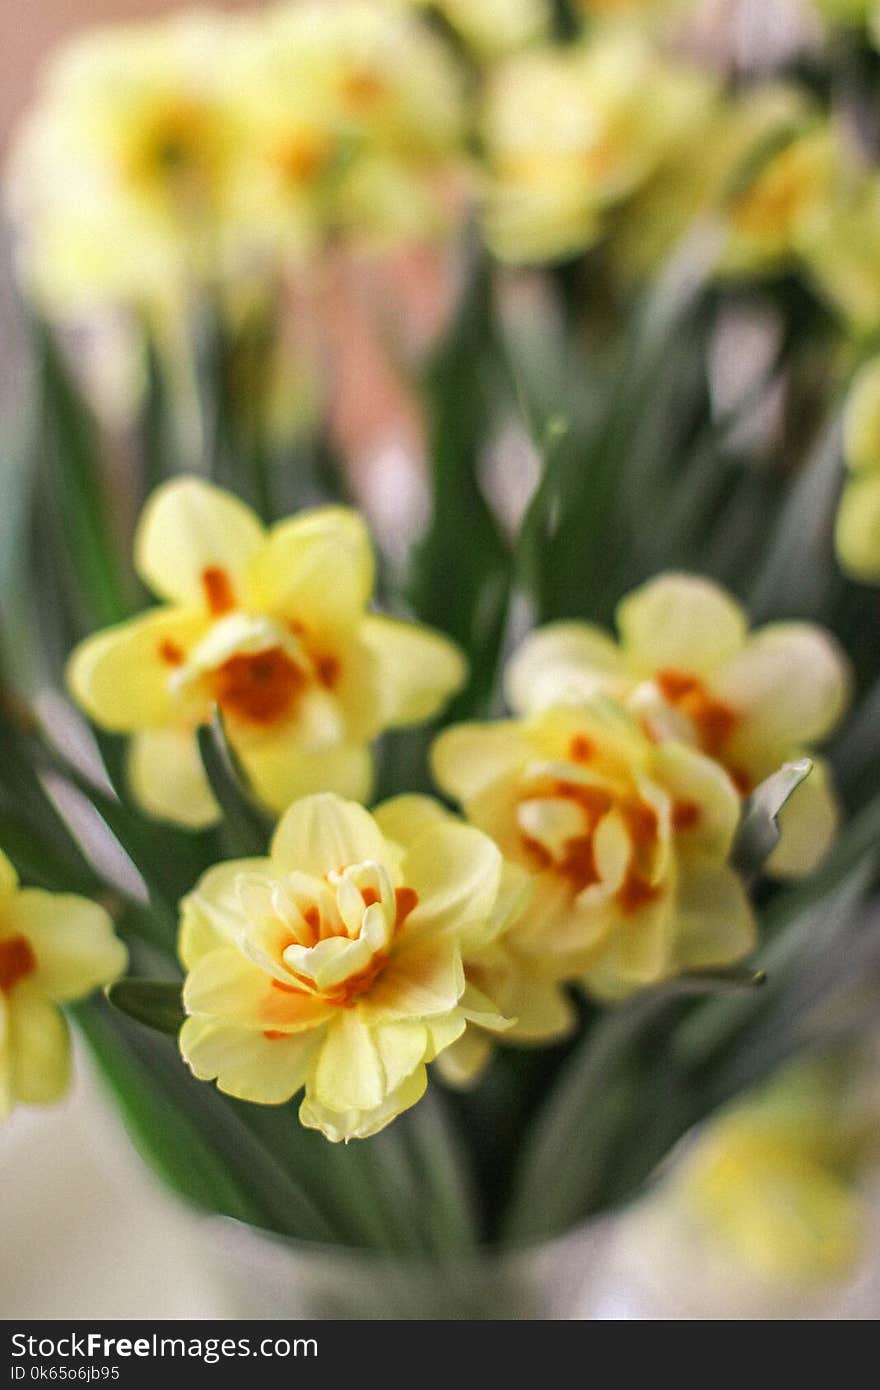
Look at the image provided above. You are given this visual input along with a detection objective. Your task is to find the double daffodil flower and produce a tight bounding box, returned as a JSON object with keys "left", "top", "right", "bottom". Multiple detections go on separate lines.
{"left": 68, "top": 477, "right": 464, "bottom": 828}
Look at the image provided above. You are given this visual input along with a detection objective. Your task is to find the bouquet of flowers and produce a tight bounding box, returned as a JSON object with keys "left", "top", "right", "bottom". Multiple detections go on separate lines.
{"left": 2, "top": 0, "right": 879, "bottom": 1318}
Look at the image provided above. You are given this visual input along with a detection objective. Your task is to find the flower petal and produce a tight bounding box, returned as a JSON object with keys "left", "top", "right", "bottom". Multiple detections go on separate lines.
{"left": 402, "top": 822, "right": 502, "bottom": 941}
{"left": 767, "top": 757, "right": 840, "bottom": 878}
{"left": 617, "top": 573, "right": 748, "bottom": 676}
{"left": 247, "top": 507, "right": 373, "bottom": 634}
{"left": 11, "top": 891, "right": 126, "bottom": 1001}
{"left": 431, "top": 720, "right": 529, "bottom": 805}
{"left": 313, "top": 1010, "right": 385, "bottom": 1112}
{"left": 0, "top": 849, "right": 19, "bottom": 903}
{"left": 179, "top": 857, "right": 274, "bottom": 968}
{"left": 299, "top": 1066, "right": 428, "bottom": 1142}
{"left": 180, "top": 1016, "right": 318, "bottom": 1104}
{"left": 360, "top": 614, "right": 466, "bottom": 725}
{"left": 240, "top": 739, "right": 374, "bottom": 816}
{"left": 364, "top": 936, "right": 464, "bottom": 1021}
{"left": 271, "top": 793, "right": 390, "bottom": 878}
{"left": 66, "top": 607, "right": 209, "bottom": 731}
{"left": 652, "top": 741, "right": 741, "bottom": 859}
{"left": 372, "top": 794, "right": 455, "bottom": 851}
{"left": 374, "top": 1019, "right": 429, "bottom": 1094}
{"left": 8, "top": 990, "right": 71, "bottom": 1105}
{"left": 434, "top": 1029, "right": 493, "bottom": 1088}
{"left": 128, "top": 728, "right": 218, "bottom": 828}
{"left": 135, "top": 476, "right": 265, "bottom": 608}
{"left": 183, "top": 946, "right": 332, "bottom": 1032}
{"left": 835, "top": 474, "right": 880, "bottom": 583}
{"left": 843, "top": 356, "right": 880, "bottom": 472}
{"left": 718, "top": 623, "right": 851, "bottom": 748}
{"left": 504, "top": 621, "right": 625, "bottom": 715}
{"left": 672, "top": 862, "right": 756, "bottom": 971}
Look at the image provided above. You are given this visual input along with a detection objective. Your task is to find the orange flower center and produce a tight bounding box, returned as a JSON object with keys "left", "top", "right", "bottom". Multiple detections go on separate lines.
{"left": 274, "top": 131, "right": 334, "bottom": 185}
{"left": 210, "top": 648, "right": 307, "bottom": 728}
{"left": 0, "top": 935, "right": 36, "bottom": 994}
{"left": 656, "top": 669, "right": 738, "bottom": 758}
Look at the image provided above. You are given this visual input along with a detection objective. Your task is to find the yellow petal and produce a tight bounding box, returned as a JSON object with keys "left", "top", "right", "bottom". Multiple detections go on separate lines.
{"left": 313, "top": 1010, "right": 385, "bottom": 1112}
{"left": 617, "top": 573, "right": 748, "bottom": 676}
{"left": 0, "top": 849, "right": 19, "bottom": 903}
{"left": 364, "top": 936, "right": 464, "bottom": 1021}
{"left": 504, "top": 621, "right": 624, "bottom": 714}
{"left": 271, "top": 793, "right": 390, "bottom": 878}
{"left": 672, "top": 862, "right": 756, "bottom": 971}
{"left": 360, "top": 614, "right": 466, "bottom": 725}
{"left": 652, "top": 741, "right": 741, "bottom": 859}
{"left": 8, "top": 990, "right": 71, "bottom": 1106}
{"left": 179, "top": 857, "right": 274, "bottom": 968}
{"left": 66, "top": 607, "right": 208, "bottom": 732}
{"left": 402, "top": 822, "right": 502, "bottom": 942}
{"left": 180, "top": 1016, "right": 318, "bottom": 1104}
{"left": 718, "top": 623, "right": 851, "bottom": 748}
{"left": 247, "top": 507, "right": 373, "bottom": 634}
{"left": 135, "top": 476, "right": 265, "bottom": 609}
{"left": 372, "top": 794, "right": 455, "bottom": 851}
{"left": 240, "top": 739, "right": 374, "bottom": 816}
{"left": 835, "top": 474, "right": 880, "bottom": 582}
{"left": 459, "top": 980, "right": 512, "bottom": 1032}
{"left": 588, "top": 893, "right": 673, "bottom": 993}
{"left": 184, "top": 946, "right": 332, "bottom": 1033}
{"left": 11, "top": 891, "right": 126, "bottom": 1001}
{"left": 434, "top": 1029, "right": 493, "bottom": 1088}
{"left": 128, "top": 728, "right": 219, "bottom": 828}
{"left": 374, "top": 1019, "right": 430, "bottom": 1094}
{"left": 431, "top": 720, "right": 528, "bottom": 805}
{"left": 299, "top": 1066, "right": 428, "bottom": 1142}
{"left": 843, "top": 355, "right": 880, "bottom": 472}
{"left": 767, "top": 756, "right": 840, "bottom": 878}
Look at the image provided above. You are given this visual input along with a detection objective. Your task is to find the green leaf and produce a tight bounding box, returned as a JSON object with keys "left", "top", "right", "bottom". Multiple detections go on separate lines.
{"left": 731, "top": 758, "right": 814, "bottom": 877}
{"left": 106, "top": 979, "right": 185, "bottom": 1035}
{"left": 196, "top": 709, "right": 272, "bottom": 857}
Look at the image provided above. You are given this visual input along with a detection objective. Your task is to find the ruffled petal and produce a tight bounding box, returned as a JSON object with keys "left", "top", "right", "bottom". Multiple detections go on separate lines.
{"left": 128, "top": 728, "right": 219, "bottom": 828}
{"left": 617, "top": 573, "right": 748, "bottom": 676}
{"left": 313, "top": 1009, "right": 385, "bottom": 1112}
{"left": 180, "top": 1016, "right": 318, "bottom": 1104}
{"left": 671, "top": 863, "right": 756, "bottom": 971}
{"left": 402, "top": 822, "right": 502, "bottom": 942}
{"left": 67, "top": 607, "right": 209, "bottom": 733}
{"left": 179, "top": 857, "right": 274, "bottom": 968}
{"left": 434, "top": 1029, "right": 493, "bottom": 1088}
{"left": 271, "top": 792, "right": 390, "bottom": 878}
{"left": 247, "top": 507, "right": 373, "bottom": 634}
{"left": 835, "top": 474, "right": 880, "bottom": 583}
{"left": 652, "top": 741, "right": 741, "bottom": 860}
{"left": 360, "top": 614, "right": 466, "bottom": 725}
{"left": 363, "top": 936, "right": 464, "bottom": 1021}
{"left": 372, "top": 795, "right": 454, "bottom": 852}
{"left": 11, "top": 891, "right": 126, "bottom": 1001}
{"left": 183, "top": 946, "right": 333, "bottom": 1033}
{"left": 135, "top": 476, "right": 265, "bottom": 609}
{"left": 504, "top": 621, "right": 625, "bottom": 715}
{"left": 299, "top": 1066, "right": 428, "bottom": 1142}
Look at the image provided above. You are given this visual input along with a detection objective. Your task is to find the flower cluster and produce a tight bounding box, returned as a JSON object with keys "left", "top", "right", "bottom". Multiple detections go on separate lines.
{"left": 4, "top": 2, "right": 467, "bottom": 315}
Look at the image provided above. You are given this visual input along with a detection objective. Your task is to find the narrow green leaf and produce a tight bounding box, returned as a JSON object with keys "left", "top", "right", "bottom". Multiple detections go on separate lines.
{"left": 731, "top": 758, "right": 813, "bottom": 876}
{"left": 106, "top": 979, "right": 185, "bottom": 1035}
{"left": 196, "top": 709, "right": 272, "bottom": 857}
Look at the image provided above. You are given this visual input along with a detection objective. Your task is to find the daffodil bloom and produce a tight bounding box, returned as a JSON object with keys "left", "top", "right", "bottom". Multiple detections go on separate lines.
{"left": 674, "top": 1063, "right": 868, "bottom": 1285}
{"left": 432, "top": 698, "right": 756, "bottom": 996}
{"left": 720, "top": 123, "right": 836, "bottom": 276}
{"left": 373, "top": 795, "right": 573, "bottom": 1085}
{"left": 0, "top": 849, "right": 126, "bottom": 1117}
{"left": 4, "top": 10, "right": 252, "bottom": 314}
{"left": 481, "top": 32, "right": 709, "bottom": 264}
{"left": 68, "top": 477, "right": 464, "bottom": 828}
{"left": 836, "top": 357, "right": 880, "bottom": 582}
{"left": 504, "top": 574, "right": 850, "bottom": 877}
{"left": 178, "top": 792, "right": 508, "bottom": 1140}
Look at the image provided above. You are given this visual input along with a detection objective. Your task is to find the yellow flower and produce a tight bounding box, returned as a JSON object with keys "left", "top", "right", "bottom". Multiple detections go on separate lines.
{"left": 4, "top": 10, "right": 251, "bottom": 314}
{"left": 373, "top": 794, "right": 573, "bottom": 1085}
{"left": 505, "top": 574, "right": 850, "bottom": 876}
{"left": 67, "top": 477, "right": 465, "bottom": 829}
{"left": 836, "top": 357, "right": 880, "bottom": 581}
{"left": 720, "top": 123, "right": 836, "bottom": 276}
{"left": 0, "top": 849, "right": 126, "bottom": 1118}
{"left": 406, "top": 0, "right": 550, "bottom": 56}
{"left": 675, "top": 1064, "right": 867, "bottom": 1286}
{"left": 432, "top": 697, "right": 756, "bottom": 997}
{"left": 481, "top": 31, "right": 709, "bottom": 264}
{"left": 178, "top": 791, "right": 508, "bottom": 1140}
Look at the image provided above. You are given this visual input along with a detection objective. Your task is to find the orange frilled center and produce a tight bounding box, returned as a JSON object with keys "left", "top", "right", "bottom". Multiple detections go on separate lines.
{"left": 0, "top": 934, "right": 36, "bottom": 994}
{"left": 654, "top": 670, "right": 751, "bottom": 794}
